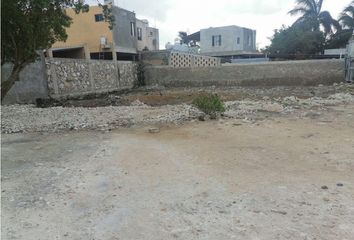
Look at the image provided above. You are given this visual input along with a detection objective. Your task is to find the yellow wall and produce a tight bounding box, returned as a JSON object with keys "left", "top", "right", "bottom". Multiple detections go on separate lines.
{"left": 53, "top": 6, "right": 113, "bottom": 53}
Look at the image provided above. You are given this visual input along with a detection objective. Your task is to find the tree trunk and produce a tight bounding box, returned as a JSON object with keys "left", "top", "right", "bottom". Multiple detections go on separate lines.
{"left": 1, "top": 64, "right": 22, "bottom": 101}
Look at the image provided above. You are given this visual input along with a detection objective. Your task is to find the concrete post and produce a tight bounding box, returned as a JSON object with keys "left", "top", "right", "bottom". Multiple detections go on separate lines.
{"left": 112, "top": 50, "right": 120, "bottom": 89}
{"left": 114, "top": 63, "right": 120, "bottom": 89}
{"left": 112, "top": 51, "right": 117, "bottom": 62}
{"left": 84, "top": 44, "right": 90, "bottom": 60}
{"left": 39, "top": 50, "right": 50, "bottom": 98}
{"left": 47, "top": 49, "right": 54, "bottom": 59}
{"left": 50, "top": 62, "right": 60, "bottom": 95}
{"left": 87, "top": 60, "right": 95, "bottom": 91}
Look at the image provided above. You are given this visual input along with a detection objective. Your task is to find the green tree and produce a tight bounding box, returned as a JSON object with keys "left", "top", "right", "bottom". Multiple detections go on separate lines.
{"left": 289, "top": 0, "right": 339, "bottom": 37}
{"left": 265, "top": 24, "right": 325, "bottom": 55}
{"left": 326, "top": 1, "right": 354, "bottom": 48}
{"left": 326, "top": 30, "right": 352, "bottom": 48}
{"left": 178, "top": 31, "right": 188, "bottom": 44}
{"left": 1, "top": 0, "right": 114, "bottom": 100}
{"left": 339, "top": 1, "right": 354, "bottom": 29}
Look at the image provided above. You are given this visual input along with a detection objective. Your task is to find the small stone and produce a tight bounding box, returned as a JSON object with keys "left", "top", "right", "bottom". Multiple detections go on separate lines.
{"left": 336, "top": 183, "right": 344, "bottom": 187}
{"left": 198, "top": 115, "right": 205, "bottom": 121}
{"left": 262, "top": 96, "right": 270, "bottom": 101}
{"left": 148, "top": 127, "right": 160, "bottom": 134}
{"left": 321, "top": 185, "right": 328, "bottom": 190}
{"left": 271, "top": 209, "right": 287, "bottom": 215}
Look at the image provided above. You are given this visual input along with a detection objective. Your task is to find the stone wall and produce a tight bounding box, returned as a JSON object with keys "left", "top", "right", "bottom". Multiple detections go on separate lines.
{"left": 46, "top": 58, "right": 137, "bottom": 98}
{"left": 145, "top": 60, "right": 344, "bottom": 87}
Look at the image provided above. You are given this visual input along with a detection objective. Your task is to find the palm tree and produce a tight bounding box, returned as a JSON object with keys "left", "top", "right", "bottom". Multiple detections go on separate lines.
{"left": 339, "top": 1, "right": 354, "bottom": 29}
{"left": 326, "top": 1, "right": 354, "bottom": 48}
{"left": 289, "top": 0, "right": 339, "bottom": 36}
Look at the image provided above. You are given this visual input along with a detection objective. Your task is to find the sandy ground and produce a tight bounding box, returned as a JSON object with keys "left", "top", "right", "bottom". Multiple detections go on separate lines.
{"left": 2, "top": 103, "right": 354, "bottom": 240}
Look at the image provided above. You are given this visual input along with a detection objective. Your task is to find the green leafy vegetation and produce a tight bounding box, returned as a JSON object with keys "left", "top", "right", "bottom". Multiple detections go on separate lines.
{"left": 1, "top": 0, "right": 115, "bottom": 100}
{"left": 136, "top": 61, "right": 146, "bottom": 87}
{"left": 264, "top": 0, "right": 354, "bottom": 55}
{"left": 192, "top": 94, "right": 225, "bottom": 119}
{"left": 264, "top": 24, "right": 325, "bottom": 55}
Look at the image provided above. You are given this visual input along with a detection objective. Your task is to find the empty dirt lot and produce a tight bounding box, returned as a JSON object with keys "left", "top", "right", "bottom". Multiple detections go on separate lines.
{"left": 2, "top": 86, "right": 354, "bottom": 240}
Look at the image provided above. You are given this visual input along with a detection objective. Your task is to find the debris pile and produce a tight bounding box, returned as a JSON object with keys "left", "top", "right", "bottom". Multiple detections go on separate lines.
{"left": 2, "top": 93, "right": 353, "bottom": 134}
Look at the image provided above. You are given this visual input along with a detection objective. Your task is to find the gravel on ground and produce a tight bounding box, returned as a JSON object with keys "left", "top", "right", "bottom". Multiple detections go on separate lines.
{"left": 1, "top": 91, "right": 354, "bottom": 134}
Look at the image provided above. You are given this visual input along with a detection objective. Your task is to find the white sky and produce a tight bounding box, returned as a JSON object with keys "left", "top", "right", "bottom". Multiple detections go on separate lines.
{"left": 91, "top": 0, "right": 353, "bottom": 49}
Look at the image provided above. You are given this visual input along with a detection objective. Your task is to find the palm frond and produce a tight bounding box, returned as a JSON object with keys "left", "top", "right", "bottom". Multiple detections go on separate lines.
{"left": 319, "top": 11, "right": 335, "bottom": 35}
{"left": 317, "top": 0, "right": 324, "bottom": 14}
{"left": 296, "top": 0, "right": 318, "bottom": 13}
{"left": 289, "top": 7, "right": 311, "bottom": 16}
{"left": 343, "top": 5, "right": 354, "bottom": 18}
{"left": 332, "top": 19, "right": 342, "bottom": 32}
{"left": 339, "top": 14, "right": 354, "bottom": 29}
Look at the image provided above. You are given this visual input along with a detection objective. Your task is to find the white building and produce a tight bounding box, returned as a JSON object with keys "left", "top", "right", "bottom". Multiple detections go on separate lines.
{"left": 199, "top": 25, "right": 257, "bottom": 57}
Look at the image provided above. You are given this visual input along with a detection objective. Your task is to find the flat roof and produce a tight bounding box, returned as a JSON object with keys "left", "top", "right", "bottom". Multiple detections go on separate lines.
{"left": 201, "top": 25, "right": 256, "bottom": 32}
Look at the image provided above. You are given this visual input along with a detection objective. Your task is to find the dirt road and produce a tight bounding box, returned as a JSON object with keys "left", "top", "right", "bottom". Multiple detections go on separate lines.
{"left": 2, "top": 104, "right": 354, "bottom": 240}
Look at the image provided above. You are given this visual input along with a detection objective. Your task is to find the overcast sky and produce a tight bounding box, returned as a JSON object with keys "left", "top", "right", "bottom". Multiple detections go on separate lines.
{"left": 92, "top": 0, "right": 352, "bottom": 49}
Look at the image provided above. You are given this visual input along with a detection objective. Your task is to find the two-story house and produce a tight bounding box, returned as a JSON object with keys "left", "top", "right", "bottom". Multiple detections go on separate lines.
{"left": 185, "top": 25, "right": 257, "bottom": 59}
{"left": 48, "top": 4, "right": 159, "bottom": 61}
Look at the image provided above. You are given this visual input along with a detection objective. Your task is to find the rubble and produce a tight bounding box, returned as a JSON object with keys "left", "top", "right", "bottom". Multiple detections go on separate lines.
{"left": 1, "top": 92, "right": 353, "bottom": 134}
{"left": 1, "top": 104, "right": 203, "bottom": 134}
{"left": 148, "top": 127, "right": 160, "bottom": 134}
{"left": 130, "top": 99, "right": 149, "bottom": 107}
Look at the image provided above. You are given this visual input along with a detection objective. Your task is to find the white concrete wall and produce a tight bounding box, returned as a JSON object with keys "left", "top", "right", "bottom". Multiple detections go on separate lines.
{"left": 324, "top": 48, "right": 346, "bottom": 55}
{"left": 2, "top": 62, "right": 49, "bottom": 104}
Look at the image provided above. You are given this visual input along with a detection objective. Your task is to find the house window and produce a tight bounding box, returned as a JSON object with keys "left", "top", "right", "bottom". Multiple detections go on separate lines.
{"left": 248, "top": 36, "right": 251, "bottom": 46}
{"left": 212, "top": 35, "right": 222, "bottom": 47}
{"left": 137, "top": 27, "right": 142, "bottom": 41}
{"left": 95, "top": 14, "right": 104, "bottom": 22}
{"left": 130, "top": 22, "right": 136, "bottom": 36}
{"left": 150, "top": 31, "right": 153, "bottom": 36}
{"left": 237, "top": 37, "right": 240, "bottom": 44}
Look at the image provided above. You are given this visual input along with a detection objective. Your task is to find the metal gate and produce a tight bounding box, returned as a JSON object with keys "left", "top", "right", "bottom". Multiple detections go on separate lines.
{"left": 345, "top": 38, "right": 354, "bottom": 83}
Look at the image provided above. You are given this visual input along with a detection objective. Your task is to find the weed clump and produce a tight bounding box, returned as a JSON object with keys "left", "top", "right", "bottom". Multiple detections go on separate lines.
{"left": 192, "top": 94, "right": 225, "bottom": 119}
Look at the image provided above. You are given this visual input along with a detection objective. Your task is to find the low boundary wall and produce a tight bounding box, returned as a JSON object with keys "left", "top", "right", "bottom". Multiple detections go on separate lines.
{"left": 145, "top": 60, "right": 344, "bottom": 87}
{"left": 2, "top": 62, "right": 48, "bottom": 104}
{"left": 46, "top": 58, "right": 137, "bottom": 98}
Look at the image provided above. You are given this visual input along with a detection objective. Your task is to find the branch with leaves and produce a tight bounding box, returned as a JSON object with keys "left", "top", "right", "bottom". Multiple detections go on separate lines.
{"left": 1, "top": 0, "right": 115, "bottom": 100}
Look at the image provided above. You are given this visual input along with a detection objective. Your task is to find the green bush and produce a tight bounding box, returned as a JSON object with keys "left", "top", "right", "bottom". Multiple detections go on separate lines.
{"left": 192, "top": 94, "right": 225, "bottom": 119}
